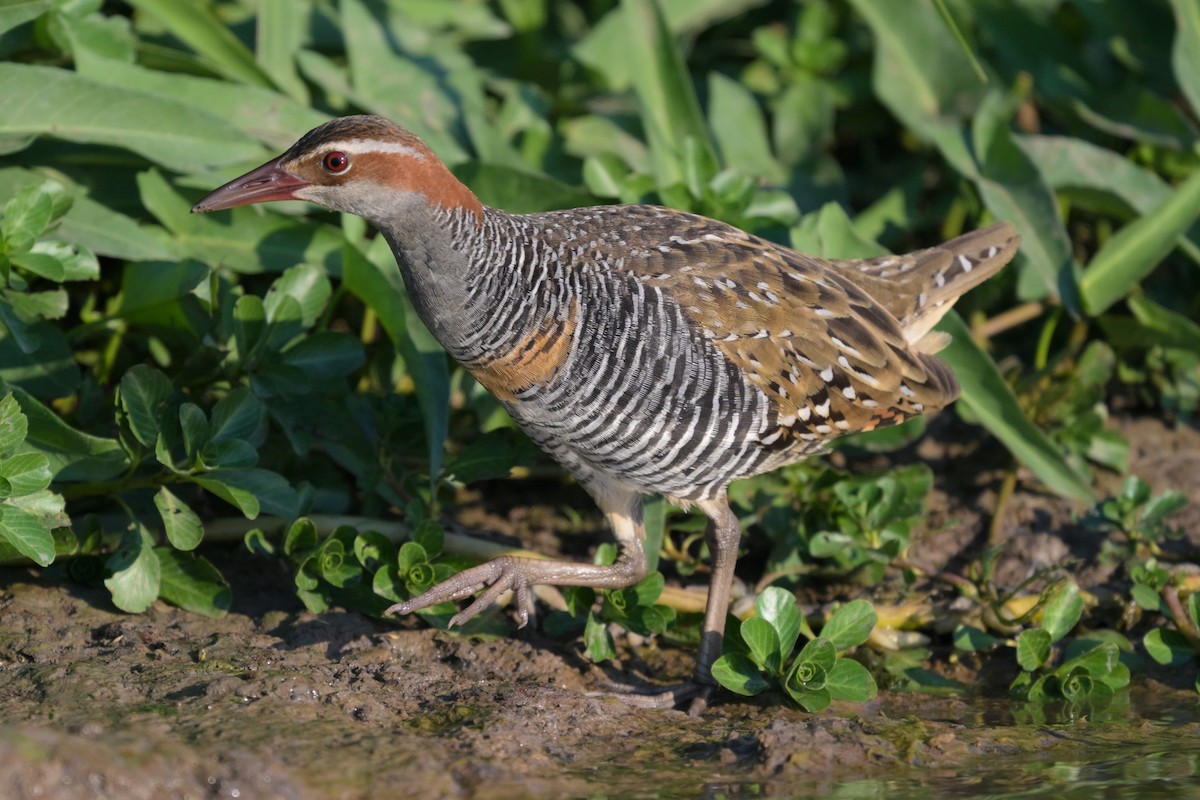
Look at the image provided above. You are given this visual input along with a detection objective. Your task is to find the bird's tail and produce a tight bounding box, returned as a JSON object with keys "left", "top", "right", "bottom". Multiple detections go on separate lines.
{"left": 831, "top": 222, "right": 1020, "bottom": 353}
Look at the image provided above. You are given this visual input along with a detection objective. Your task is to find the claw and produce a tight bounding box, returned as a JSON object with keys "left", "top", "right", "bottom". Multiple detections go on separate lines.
{"left": 384, "top": 557, "right": 536, "bottom": 628}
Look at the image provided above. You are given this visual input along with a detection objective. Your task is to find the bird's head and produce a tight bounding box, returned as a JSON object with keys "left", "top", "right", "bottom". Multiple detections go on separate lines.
{"left": 192, "top": 115, "right": 482, "bottom": 223}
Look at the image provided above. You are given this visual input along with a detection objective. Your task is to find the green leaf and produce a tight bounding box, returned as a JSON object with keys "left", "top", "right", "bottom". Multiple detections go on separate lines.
{"left": 104, "top": 526, "right": 161, "bottom": 613}
{"left": 280, "top": 333, "right": 366, "bottom": 383}
{"left": 621, "top": 0, "right": 718, "bottom": 190}
{"left": 1041, "top": 582, "right": 1083, "bottom": 643}
{"left": 0, "top": 452, "right": 51, "bottom": 497}
{"left": 756, "top": 586, "right": 804, "bottom": 660}
{"left": 821, "top": 599, "right": 876, "bottom": 651}
{"left": 1131, "top": 583, "right": 1163, "bottom": 612}
{"left": 793, "top": 636, "right": 837, "bottom": 675}
{"left": 711, "top": 653, "right": 770, "bottom": 696}
{"left": 0, "top": 64, "right": 267, "bottom": 173}
{"left": 411, "top": 521, "right": 444, "bottom": 559}
{"left": 1017, "top": 628, "right": 1052, "bottom": 671}
{"left": 1168, "top": 0, "right": 1200, "bottom": 118}
{"left": 953, "top": 624, "right": 1004, "bottom": 652}
{"left": 2, "top": 183, "right": 55, "bottom": 251}
{"left": 178, "top": 403, "right": 210, "bottom": 465}
{"left": 397, "top": 541, "right": 428, "bottom": 572}
{"left": 442, "top": 429, "right": 535, "bottom": 485}
{"left": 938, "top": 313, "right": 1095, "bottom": 503}
{"left": 0, "top": 0, "right": 52, "bottom": 37}
{"left": 191, "top": 469, "right": 299, "bottom": 520}
{"left": 583, "top": 611, "right": 616, "bottom": 662}
{"left": 824, "top": 657, "right": 878, "bottom": 703}
{"left": 0, "top": 393, "right": 28, "bottom": 458}
{"left": 125, "top": 0, "right": 275, "bottom": 89}
{"left": 154, "top": 486, "right": 203, "bottom": 551}
{"left": 209, "top": 389, "right": 262, "bottom": 444}
{"left": 791, "top": 685, "right": 832, "bottom": 713}
{"left": 7, "top": 385, "right": 128, "bottom": 481}
{"left": 1143, "top": 628, "right": 1195, "bottom": 667}
{"left": 284, "top": 517, "right": 318, "bottom": 557}
{"left": 450, "top": 163, "right": 596, "bottom": 215}
{"left": 0, "top": 502, "right": 55, "bottom": 566}
{"left": 1081, "top": 165, "right": 1200, "bottom": 314}
{"left": 264, "top": 263, "right": 331, "bottom": 329}
{"left": 119, "top": 365, "right": 174, "bottom": 448}
{"left": 707, "top": 72, "right": 783, "bottom": 181}
{"left": 154, "top": 548, "right": 230, "bottom": 618}
{"left": 353, "top": 530, "right": 394, "bottom": 574}
{"left": 741, "top": 616, "right": 782, "bottom": 674}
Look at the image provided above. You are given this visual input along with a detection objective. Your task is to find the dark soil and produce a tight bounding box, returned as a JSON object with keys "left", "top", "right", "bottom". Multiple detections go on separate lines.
{"left": 2, "top": 416, "right": 1198, "bottom": 799}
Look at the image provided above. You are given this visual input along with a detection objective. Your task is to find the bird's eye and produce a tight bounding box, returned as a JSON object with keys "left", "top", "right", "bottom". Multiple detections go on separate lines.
{"left": 322, "top": 151, "right": 350, "bottom": 173}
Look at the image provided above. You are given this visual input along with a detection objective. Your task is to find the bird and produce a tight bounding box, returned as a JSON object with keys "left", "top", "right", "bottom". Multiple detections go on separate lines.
{"left": 193, "top": 114, "right": 1018, "bottom": 712}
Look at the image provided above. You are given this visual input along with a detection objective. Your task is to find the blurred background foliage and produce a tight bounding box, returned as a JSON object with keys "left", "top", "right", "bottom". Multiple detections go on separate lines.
{"left": 0, "top": 0, "right": 1197, "bottom": 701}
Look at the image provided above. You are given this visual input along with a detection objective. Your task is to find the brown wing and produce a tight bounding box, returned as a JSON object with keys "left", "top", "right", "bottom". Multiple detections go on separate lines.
{"left": 612, "top": 207, "right": 967, "bottom": 451}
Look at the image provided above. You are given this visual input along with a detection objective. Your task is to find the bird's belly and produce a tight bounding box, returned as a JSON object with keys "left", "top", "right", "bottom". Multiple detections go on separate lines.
{"left": 502, "top": 305, "right": 779, "bottom": 501}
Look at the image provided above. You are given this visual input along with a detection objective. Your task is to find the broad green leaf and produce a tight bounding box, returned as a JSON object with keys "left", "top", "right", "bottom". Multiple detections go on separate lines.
{"left": 938, "top": 313, "right": 1095, "bottom": 503}
{"left": 711, "top": 653, "right": 770, "bottom": 696}
{"left": 1143, "top": 628, "right": 1195, "bottom": 667}
{"left": 847, "top": 0, "right": 986, "bottom": 138}
{"left": 1041, "top": 581, "right": 1083, "bottom": 643}
{"left": 112, "top": 261, "right": 208, "bottom": 331}
{"left": 972, "top": 92, "right": 1079, "bottom": 309}
{"left": 191, "top": 468, "right": 299, "bottom": 520}
{"left": 125, "top": 0, "right": 274, "bottom": 89}
{"left": 155, "top": 548, "right": 231, "bottom": 618}
{"left": 1128, "top": 295, "right": 1200, "bottom": 355}
{"left": 1169, "top": 0, "right": 1200, "bottom": 118}
{"left": 755, "top": 586, "right": 804, "bottom": 659}
{"left": 0, "top": 0, "right": 51, "bottom": 37}
{"left": 264, "top": 263, "right": 331, "bottom": 329}
{"left": 104, "top": 526, "right": 161, "bottom": 613}
{"left": 209, "top": 388, "right": 262, "bottom": 444}
{"left": 450, "top": 163, "right": 596, "bottom": 214}
{"left": 0, "top": 452, "right": 51, "bottom": 496}
{"left": 824, "top": 657, "right": 878, "bottom": 702}
{"left": 119, "top": 365, "right": 174, "bottom": 448}
{"left": 573, "top": 0, "right": 768, "bottom": 90}
{"left": 794, "top": 636, "right": 837, "bottom": 674}
{"left": 179, "top": 403, "right": 210, "bottom": 464}
{"left": 1016, "top": 628, "right": 1052, "bottom": 671}
{"left": 284, "top": 517, "right": 318, "bottom": 556}
{"left": 1081, "top": 167, "right": 1200, "bottom": 314}
{"left": 0, "top": 502, "right": 55, "bottom": 566}
{"left": 0, "top": 64, "right": 266, "bottom": 173}
{"left": 69, "top": 57, "right": 325, "bottom": 151}
{"left": 0, "top": 321, "right": 79, "bottom": 397}
{"left": 707, "top": 72, "right": 784, "bottom": 182}
{"left": 154, "top": 486, "right": 203, "bottom": 551}
{"left": 821, "top": 599, "right": 876, "bottom": 651}
{"left": 7, "top": 386, "right": 127, "bottom": 481}
{"left": 2, "top": 183, "right": 55, "bottom": 251}
{"left": 741, "top": 615, "right": 782, "bottom": 673}
{"left": 442, "top": 428, "right": 535, "bottom": 485}
{"left": 0, "top": 393, "right": 27, "bottom": 458}
{"left": 257, "top": 0, "right": 310, "bottom": 104}
{"left": 280, "top": 333, "right": 366, "bottom": 382}
{"left": 791, "top": 202, "right": 887, "bottom": 259}
{"left": 621, "top": 0, "right": 718, "bottom": 190}
{"left": 200, "top": 439, "right": 258, "bottom": 470}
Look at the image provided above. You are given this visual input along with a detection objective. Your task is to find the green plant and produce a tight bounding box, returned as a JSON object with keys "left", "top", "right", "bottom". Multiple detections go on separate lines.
{"left": 1088, "top": 475, "right": 1189, "bottom": 561}
{"left": 712, "top": 590, "right": 878, "bottom": 711}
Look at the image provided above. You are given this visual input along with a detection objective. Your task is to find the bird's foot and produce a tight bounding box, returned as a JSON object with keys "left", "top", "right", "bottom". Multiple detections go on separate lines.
{"left": 591, "top": 679, "right": 715, "bottom": 715}
{"left": 385, "top": 556, "right": 536, "bottom": 628}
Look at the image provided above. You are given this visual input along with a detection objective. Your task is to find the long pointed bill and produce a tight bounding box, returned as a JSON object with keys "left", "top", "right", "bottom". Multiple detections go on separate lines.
{"left": 191, "top": 156, "right": 309, "bottom": 213}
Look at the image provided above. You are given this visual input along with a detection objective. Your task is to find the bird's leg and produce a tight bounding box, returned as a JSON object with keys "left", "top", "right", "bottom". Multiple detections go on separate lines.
{"left": 387, "top": 486, "right": 648, "bottom": 629}
{"left": 685, "top": 497, "right": 742, "bottom": 715}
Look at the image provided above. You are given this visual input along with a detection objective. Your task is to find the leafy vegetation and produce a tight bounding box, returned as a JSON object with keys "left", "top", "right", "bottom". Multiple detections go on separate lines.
{"left": 0, "top": 0, "right": 1197, "bottom": 711}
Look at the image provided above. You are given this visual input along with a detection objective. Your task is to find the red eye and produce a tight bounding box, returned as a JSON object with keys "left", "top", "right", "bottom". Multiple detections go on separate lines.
{"left": 323, "top": 151, "right": 349, "bottom": 173}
